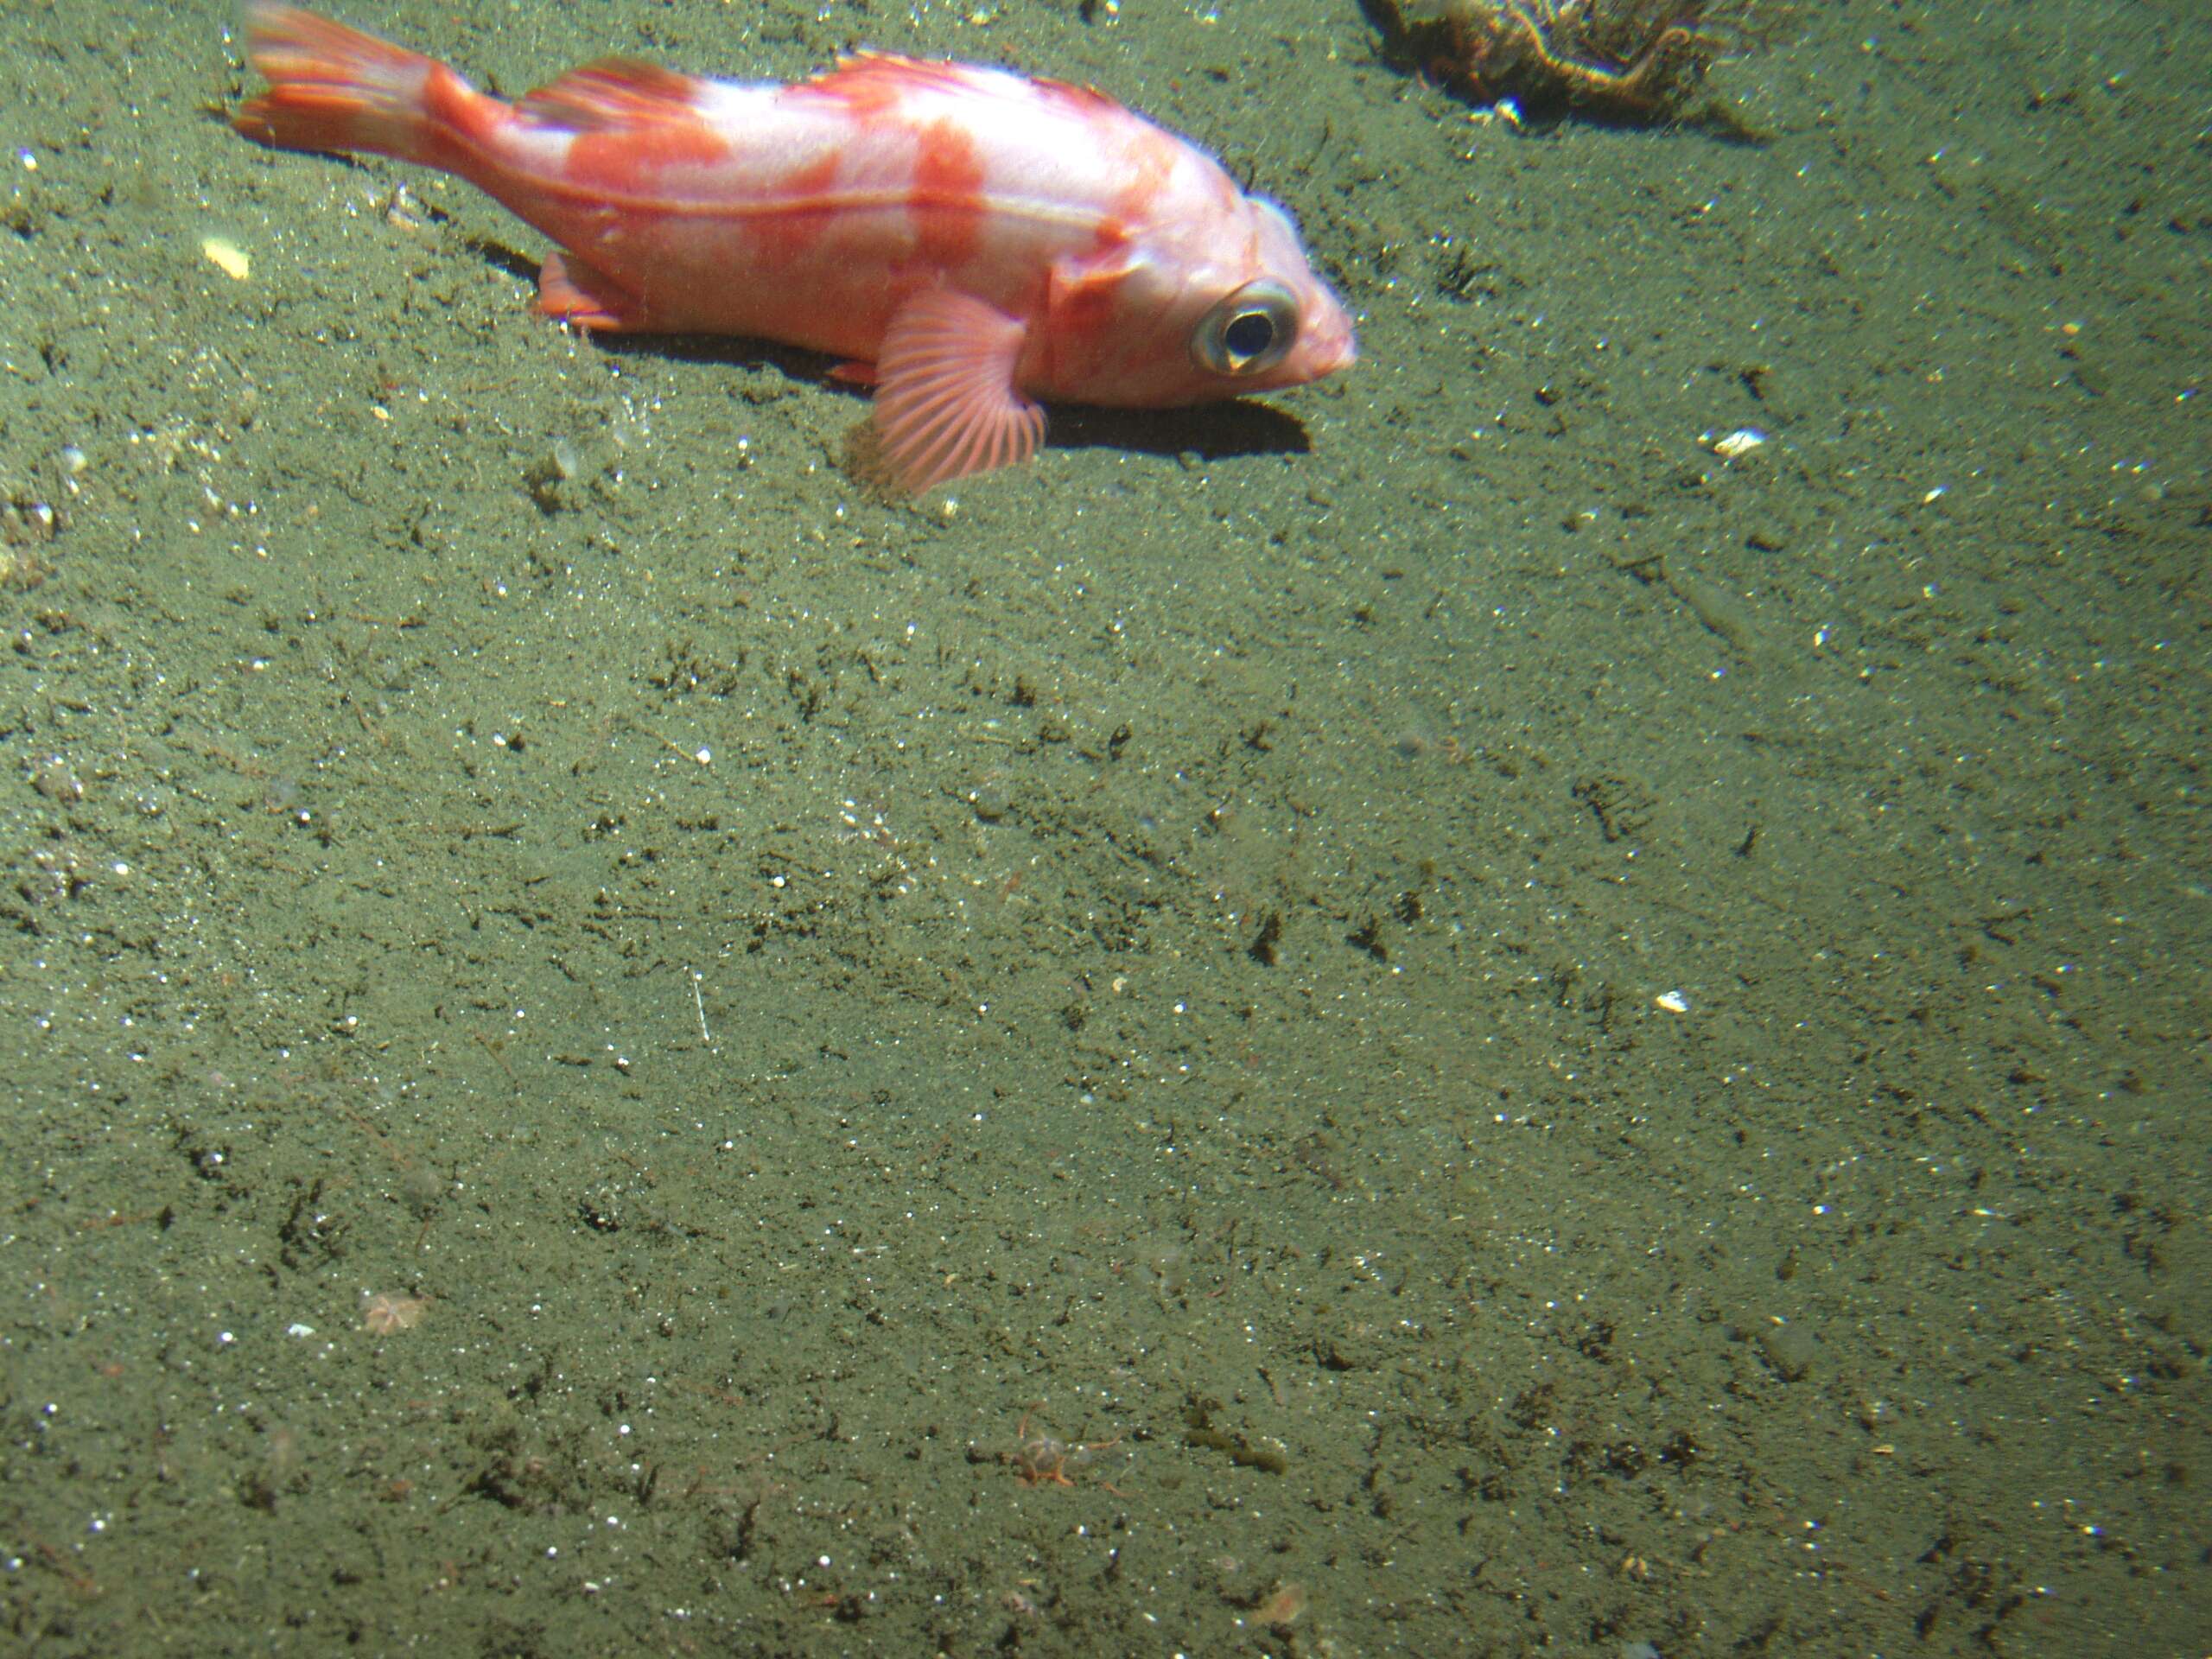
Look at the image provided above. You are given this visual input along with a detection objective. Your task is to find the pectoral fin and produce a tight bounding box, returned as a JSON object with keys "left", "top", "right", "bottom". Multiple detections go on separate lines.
{"left": 869, "top": 289, "right": 1044, "bottom": 493}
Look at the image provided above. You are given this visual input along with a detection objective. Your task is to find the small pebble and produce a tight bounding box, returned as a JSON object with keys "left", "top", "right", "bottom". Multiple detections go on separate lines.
{"left": 31, "top": 756, "right": 82, "bottom": 804}
{"left": 1759, "top": 1321, "right": 1816, "bottom": 1381}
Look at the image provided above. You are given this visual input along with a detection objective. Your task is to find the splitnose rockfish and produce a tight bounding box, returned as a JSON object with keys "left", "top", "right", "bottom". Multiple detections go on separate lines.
{"left": 233, "top": 3, "right": 1357, "bottom": 490}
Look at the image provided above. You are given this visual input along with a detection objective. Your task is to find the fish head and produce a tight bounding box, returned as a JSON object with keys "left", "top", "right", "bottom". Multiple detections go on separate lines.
{"left": 1039, "top": 193, "right": 1356, "bottom": 409}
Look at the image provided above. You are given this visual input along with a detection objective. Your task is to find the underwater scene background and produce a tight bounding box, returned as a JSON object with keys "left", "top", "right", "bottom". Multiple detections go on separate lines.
{"left": 0, "top": 0, "right": 2202, "bottom": 1652}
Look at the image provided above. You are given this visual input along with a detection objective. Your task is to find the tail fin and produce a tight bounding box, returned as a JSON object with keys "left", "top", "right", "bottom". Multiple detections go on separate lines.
{"left": 232, "top": 3, "right": 464, "bottom": 166}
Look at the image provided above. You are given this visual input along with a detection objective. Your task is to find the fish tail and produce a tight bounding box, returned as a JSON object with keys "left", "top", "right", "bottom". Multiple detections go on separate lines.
{"left": 232, "top": 3, "right": 491, "bottom": 168}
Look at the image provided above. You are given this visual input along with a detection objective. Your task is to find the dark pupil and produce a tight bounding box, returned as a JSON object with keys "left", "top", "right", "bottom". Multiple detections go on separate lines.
{"left": 1223, "top": 309, "right": 1276, "bottom": 362}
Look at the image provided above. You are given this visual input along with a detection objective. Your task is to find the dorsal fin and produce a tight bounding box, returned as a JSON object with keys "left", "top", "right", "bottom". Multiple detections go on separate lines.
{"left": 519, "top": 57, "right": 704, "bottom": 132}
{"left": 798, "top": 52, "right": 1123, "bottom": 120}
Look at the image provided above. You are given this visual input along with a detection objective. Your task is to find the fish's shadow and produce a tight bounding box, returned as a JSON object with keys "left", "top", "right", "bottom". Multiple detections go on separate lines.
{"left": 595, "top": 331, "right": 1316, "bottom": 467}
{"left": 1052, "top": 401, "right": 1313, "bottom": 467}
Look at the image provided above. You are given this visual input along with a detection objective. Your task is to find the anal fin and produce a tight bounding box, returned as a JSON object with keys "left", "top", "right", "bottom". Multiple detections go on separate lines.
{"left": 537, "top": 251, "right": 649, "bottom": 332}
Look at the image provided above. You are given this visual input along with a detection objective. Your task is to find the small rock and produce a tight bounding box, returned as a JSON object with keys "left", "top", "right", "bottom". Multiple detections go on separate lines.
{"left": 1758, "top": 1321, "right": 1816, "bottom": 1381}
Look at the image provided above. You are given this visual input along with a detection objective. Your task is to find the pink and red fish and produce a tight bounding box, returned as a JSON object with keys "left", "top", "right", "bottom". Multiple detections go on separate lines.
{"left": 232, "top": 3, "right": 1357, "bottom": 491}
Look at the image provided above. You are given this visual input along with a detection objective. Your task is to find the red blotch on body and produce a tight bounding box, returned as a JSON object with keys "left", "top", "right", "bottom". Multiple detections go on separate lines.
{"left": 531, "top": 59, "right": 732, "bottom": 193}
{"left": 1105, "top": 127, "right": 1179, "bottom": 231}
{"left": 746, "top": 149, "right": 847, "bottom": 266}
{"left": 911, "top": 118, "right": 987, "bottom": 270}
{"left": 417, "top": 64, "right": 499, "bottom": 163}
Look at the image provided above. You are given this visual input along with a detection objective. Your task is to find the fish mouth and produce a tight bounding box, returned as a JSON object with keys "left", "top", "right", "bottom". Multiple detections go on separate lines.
{"left": 1306, "top": 308, "right": 1359, "bottom": 378}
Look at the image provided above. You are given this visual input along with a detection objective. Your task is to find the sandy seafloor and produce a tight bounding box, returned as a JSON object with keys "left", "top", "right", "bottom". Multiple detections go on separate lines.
{"left": 0, "top": 0, "right": 2203, "bottom": 1652}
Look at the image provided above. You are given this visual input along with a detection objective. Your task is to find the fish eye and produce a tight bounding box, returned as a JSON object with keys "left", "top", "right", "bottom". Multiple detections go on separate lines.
{"left": 1192, "top": 280, "right": 1300, "bottom": 376}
